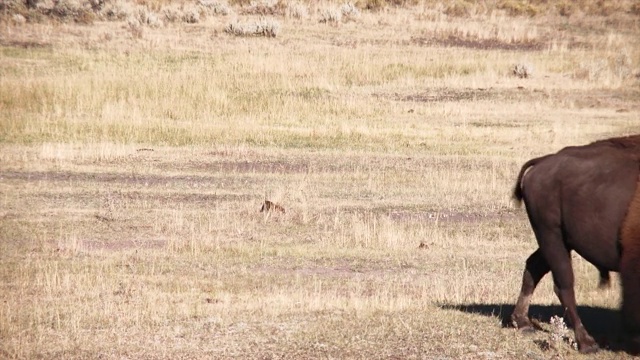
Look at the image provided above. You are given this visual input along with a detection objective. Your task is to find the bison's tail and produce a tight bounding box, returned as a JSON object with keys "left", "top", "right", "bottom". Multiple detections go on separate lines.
{"left": 513, "top": 154, "right": 552, "bottom": 205}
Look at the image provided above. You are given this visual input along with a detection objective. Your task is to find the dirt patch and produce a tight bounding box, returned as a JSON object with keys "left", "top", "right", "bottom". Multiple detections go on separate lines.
{"left": 558, "top": 89, "right": 640, "bottom": 111}
{"left": 377, "top": 87, "right": 547, "bottom": 104}
{"left": 411, "top": 36, "right": 545, "bottom": 51}
{"left": 159, "top": 159, "right": 311, "bottom": 174}
{"left": 83, "top": 238, "right": 167, "bottom": 251}
{"left": 0, "top": 169, "right": 230, "bottom": 187}
{"left": 34, "top": 190, "right": 253, "bottom": 205}
{"left": 0, "top": 38, "right": 52, "bottom": 49}
{"left": 325, "top": 204, "right": 521, "bottom": 224}
{"left": 380, "top": 87, "right": 640, "bottom": 111}
{"left": 388, "top": 209, "right": 519, "bottom": 223}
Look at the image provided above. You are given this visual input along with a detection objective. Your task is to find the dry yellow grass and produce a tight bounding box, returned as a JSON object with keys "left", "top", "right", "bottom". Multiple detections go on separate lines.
{"left": 1, "top": 1, "right": 639, "bottom": 358}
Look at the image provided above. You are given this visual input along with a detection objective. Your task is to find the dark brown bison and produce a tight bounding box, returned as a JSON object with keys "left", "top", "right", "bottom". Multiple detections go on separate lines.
{"left": 511, "top": 135, "right": 640, "bottom": 353}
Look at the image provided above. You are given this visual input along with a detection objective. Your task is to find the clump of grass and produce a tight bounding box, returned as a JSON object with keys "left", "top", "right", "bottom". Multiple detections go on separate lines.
{"left": 512, "top": 63, "right": 533, "bottom": 78}
{"left": 199, "top": 0, "right": 230, "bottom": 15}
{"left": 134, "top": 6, "right": 163, "bottom": 27}
{"left": 286, "top": 1, "right": 308, "bottom": 19}
{"left": 319, "top": 7, "right": 342, "bottom": 24}
{"left": 127, "top": 16, "right": 144, "bottom": 38}
{"left": 101, "top": 0, "right": 132, "bottom": 20}
{"left": 497, "top": 0, "right": 539, "bottom": 17}
{"left": 443, "top": 0, "right": 474, "bottom": 17}
{"left": 240, "top": 0, "right": 286, "bottom": 16}
{"left": 356, "top": 0, "right": 418, "bottom": 11}
{"left": 320, "top": 3, "right": 360, "bottom": 24}
{"left": 162, "top": 5, "right": 182, "bottom": 22}
{"left": 46, "top": 0, "right": 97, "bottom": 23}
{"left": 182, "top": 6, "right": 201, "bottom": 23}
{"left": 224, "top": 17, "right": 280, "bottom": 37}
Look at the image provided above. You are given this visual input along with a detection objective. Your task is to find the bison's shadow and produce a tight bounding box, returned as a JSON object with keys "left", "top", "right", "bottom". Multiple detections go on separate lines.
{"left": 439, "top": 303, "right": 629, "bottom": 352}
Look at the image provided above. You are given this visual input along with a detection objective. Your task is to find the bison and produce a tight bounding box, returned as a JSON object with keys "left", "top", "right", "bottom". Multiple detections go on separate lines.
{"left": 510, "top": 135, "right": 640, "bottom": 353}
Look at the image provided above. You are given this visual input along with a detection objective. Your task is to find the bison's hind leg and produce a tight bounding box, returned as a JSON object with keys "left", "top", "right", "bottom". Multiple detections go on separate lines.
{"left": 597, "top": 268, "right": 611, "bottom": 289}
{"left": 511, "top": 249, "right": 550, "bottom": 331}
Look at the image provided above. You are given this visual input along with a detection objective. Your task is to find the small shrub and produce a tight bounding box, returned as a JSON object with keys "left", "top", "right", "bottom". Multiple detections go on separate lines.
{"left": 549, "top": 315, "right": 577, "bottom": 350}
{"left": 227, "top": 0, "right": 252, "bottom": 7}
{"left": 241, "top": 0, "right": 286, "bottom": 16}
{"left": 162, "top": 6, "right": 182, "bottom": 22}
{"left": 49, "top": 0, "right": 83, "bottom": 19}
{"left": 359, "top": 0, "right": 385, "bottom": 11}
{"left": 127, "top": 16, "right": 143, "bottom": 38}
{"left": 101, "top": 0, "right": 132, "bottom": 21}
{"left": 341, "top": 2, "right": 360, "bottom": 20}
{"left": 199, "top": 0, "right": 230, "bottom": 16}
{"left": 254, "top": 17, "right": 279, "bottom": 37}
{"left": 182, "top": 7, "right": 200, "bottom": 23}
{"left": 286, "top": 2, "right": 308, "bottom": 19}
{"left": 75, "top": 8, "right": 96, "bottom": 23}
{"left": 444, "top": 0, "right": 473, "bottom": 17}
{"left": 146, "top": 11, "right": 162, "bottom": 27}
{"left": 224, "top": 18, "right": 280, "bottom": 37}
{"left": 88, "top": 0, "right": 105, "bottom": 11}
{"left": 497, "top": 0, "right": 539, "bottom": 17}
{"left": 26, "top": 0, "right": 39, "bottom": 9}
{"left": 556, "top": 1, "right": 574, "bottom": 17}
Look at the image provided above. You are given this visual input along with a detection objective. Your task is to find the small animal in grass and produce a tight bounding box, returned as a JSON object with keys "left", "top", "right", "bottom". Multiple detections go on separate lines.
{"left": 260, "top": 200, "right": 285, "bottom": 214}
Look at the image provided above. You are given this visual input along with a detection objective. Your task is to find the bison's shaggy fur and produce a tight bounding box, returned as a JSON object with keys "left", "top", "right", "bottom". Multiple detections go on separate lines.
{"left": 511, "top": 134, "right": 640, "bottom": 354}
{"left": 621, "top": 181, "right": 640, "bottom": 353}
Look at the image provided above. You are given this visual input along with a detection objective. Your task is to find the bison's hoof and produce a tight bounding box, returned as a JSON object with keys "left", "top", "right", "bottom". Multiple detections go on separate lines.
{"left": 511, "top": 315, "right": 535, "bottom": 332}
{"left": 578, "top": 342, "right": 599, "bottom": 354}
{"left": 577, "top": 335, "right": 599, "bottom": 354}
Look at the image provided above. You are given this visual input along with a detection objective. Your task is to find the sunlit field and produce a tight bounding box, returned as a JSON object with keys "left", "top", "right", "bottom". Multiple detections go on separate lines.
{"left": 1, "top": 0, "right": 639, "bottom": 358}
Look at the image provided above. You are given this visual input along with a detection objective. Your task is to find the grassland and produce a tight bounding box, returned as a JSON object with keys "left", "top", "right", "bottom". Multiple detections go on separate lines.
{"left": 1, "top": 0, "right": 639, "bottom": 358}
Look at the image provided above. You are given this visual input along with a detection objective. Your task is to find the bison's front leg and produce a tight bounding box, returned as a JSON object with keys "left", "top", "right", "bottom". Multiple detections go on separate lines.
{"left": 511, "top": 249, "right": 550, "bottom": 331}
{"left": 547, "top": 250, "right": 598, "bottom": 353}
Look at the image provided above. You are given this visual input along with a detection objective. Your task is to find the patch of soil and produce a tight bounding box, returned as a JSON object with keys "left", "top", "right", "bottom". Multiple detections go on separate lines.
{"left": 559, "top": 89, "right": 640, "bottom": 111}
{"left": 0, "top": 38, "right": 52, "bottom": 48}
{"left": 35, "top": 190, "right": 253, "bottom": 205}
{"left": 159, "top": 159, "right": 311, "bottom": 174}
{"left": 411, "top": 35, "right": 545, "bottom": 51}
{"left": 377, "top": 87, "right": 547, "bottom": 104}
{"left": 326, "top": 204, "right": 521, "bottom": 224}
{"left": 0, "top": 170, "right": 231, "bottom": 187}
{"left": 388, "top": 209, "right": 519, "bottom": 223}
{"left": 83, "top": 238, "right": 167, "bottom": 251}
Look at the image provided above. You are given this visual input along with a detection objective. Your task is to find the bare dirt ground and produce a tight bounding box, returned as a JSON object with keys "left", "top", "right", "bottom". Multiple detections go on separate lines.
{"left": 0, "top": 142, "right": 632, "bottom": 359}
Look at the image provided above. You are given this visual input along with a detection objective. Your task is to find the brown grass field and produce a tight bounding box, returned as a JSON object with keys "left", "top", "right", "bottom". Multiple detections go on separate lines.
{"left": 1, "top": 0, "right": 639, "bottom": 358}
